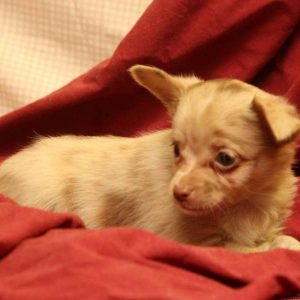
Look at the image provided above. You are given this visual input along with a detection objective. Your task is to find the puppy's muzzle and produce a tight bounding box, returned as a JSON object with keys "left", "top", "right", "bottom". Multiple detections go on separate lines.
{"left": 173, "top": 186, "right": 190, "bottom": 202}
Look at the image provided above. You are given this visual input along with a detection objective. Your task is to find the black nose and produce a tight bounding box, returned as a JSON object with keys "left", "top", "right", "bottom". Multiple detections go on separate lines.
{"left": 173, "top": 188, "right": 190, "bottom": 202}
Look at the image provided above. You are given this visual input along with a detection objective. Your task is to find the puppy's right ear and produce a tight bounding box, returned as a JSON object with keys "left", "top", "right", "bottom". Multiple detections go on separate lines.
{"left": 129, "top": 65, "right": 201, "bottom": 115}
{"left": 253, "top": 93, "right": 300, "bottom": 144}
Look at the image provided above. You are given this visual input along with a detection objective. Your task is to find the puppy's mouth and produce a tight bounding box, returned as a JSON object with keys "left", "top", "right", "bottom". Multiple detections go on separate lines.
{"left": 175, "top": 200, "right": 221, "bottom": 216}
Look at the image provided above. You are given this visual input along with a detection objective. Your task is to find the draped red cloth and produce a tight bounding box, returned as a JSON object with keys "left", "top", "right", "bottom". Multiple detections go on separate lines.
{"left": 0, "top": 1, "right": 300, "bottom": 299}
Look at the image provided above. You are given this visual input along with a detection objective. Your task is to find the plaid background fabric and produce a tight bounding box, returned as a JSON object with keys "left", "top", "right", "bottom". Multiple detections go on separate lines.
{"left": 0, "top": 0, "right": 151, "bottom": 116}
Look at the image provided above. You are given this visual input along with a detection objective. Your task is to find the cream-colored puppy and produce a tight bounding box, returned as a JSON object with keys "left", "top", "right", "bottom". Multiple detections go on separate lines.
{"left": 1, "top": 65, "right": 300, "bottom": 252}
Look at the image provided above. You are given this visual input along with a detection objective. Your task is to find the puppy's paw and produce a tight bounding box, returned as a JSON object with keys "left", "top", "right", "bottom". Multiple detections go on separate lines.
{"left": 269, "top": 235, "right": 300, "bottom": 251}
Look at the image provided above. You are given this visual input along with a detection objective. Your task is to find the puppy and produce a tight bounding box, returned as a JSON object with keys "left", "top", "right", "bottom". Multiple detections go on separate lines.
{"left": 0, "top": 65, "right": 300, "bottom": 252}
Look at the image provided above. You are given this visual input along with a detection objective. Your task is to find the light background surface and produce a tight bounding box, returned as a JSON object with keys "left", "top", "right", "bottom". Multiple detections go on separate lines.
{"left": 0, "top": 0, "right": 151, "bottom": 115}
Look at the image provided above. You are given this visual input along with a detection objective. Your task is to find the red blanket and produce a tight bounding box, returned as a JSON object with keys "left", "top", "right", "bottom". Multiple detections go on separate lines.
{"left": 1, "top": 0, "right": 300, "bottom": 299}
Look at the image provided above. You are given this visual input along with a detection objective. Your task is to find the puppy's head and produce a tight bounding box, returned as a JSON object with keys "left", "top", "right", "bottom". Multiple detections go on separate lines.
{"left": 129, "top": 65, "right": 300, "bottom": 216}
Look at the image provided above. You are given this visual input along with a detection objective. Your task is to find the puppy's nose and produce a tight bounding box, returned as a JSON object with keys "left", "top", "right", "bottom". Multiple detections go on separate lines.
{"left": 173, "top": 186, "right": 190, "bottom": 202}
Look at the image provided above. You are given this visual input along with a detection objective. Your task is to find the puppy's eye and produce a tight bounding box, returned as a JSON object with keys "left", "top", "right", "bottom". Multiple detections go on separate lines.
{"left": 215, "top": 151, "right": 237, "bottom": 169}
{"left": 173, "top": 143, "right": 180, "bottom": 157}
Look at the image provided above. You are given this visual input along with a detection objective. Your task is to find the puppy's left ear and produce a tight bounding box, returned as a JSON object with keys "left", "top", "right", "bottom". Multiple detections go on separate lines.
{"left": 253, "top": 94, "right": 300, "bottom": 144}
{"left": 129, "top": 65, "right": 201, "bottom": 115}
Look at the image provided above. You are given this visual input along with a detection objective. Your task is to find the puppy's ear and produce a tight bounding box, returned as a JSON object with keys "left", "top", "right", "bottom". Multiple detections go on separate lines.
{"left": 253, "top": 93, "right": 300, "bottom": 144}
{"left": 129, "top": 65, "right": 201, "bottom": 115}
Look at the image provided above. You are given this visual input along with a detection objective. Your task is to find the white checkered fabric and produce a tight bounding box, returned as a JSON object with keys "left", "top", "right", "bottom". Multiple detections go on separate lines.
{"left": 0, "top": 0, "right": 152, "bottom": 116}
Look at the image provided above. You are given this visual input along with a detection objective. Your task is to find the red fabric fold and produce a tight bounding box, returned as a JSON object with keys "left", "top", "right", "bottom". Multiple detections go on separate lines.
{"left": 0, "top": 196, "right": 83, "bottom": 258}
{"left": 1, "top": 0, "right": 300, "bottom": 298}
{"left": 0, "top": 195, "right": 300, "bottom": 300}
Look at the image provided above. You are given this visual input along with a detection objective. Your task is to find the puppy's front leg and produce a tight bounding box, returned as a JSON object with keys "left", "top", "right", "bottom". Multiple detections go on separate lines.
{"left": 224, "top": 235, "right": 300, "bottom": 253}
{"left": 224, "top": 242, "right": 270, "bottom": 253}
{"left": 268, "top": 235, "right": 300, "bottom": 251}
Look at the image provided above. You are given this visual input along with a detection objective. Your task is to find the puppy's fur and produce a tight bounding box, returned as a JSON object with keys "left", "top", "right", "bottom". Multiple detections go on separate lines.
{"left": 1, "top": 65, "right": 300, "bottom": 252}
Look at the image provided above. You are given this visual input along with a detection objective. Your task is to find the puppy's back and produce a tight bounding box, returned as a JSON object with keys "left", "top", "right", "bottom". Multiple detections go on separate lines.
{"left": 0, "top": 130, "right": 175, "bottom": 228}
{"left": 0, "top": 135, "right": 102, "bottom": 210}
